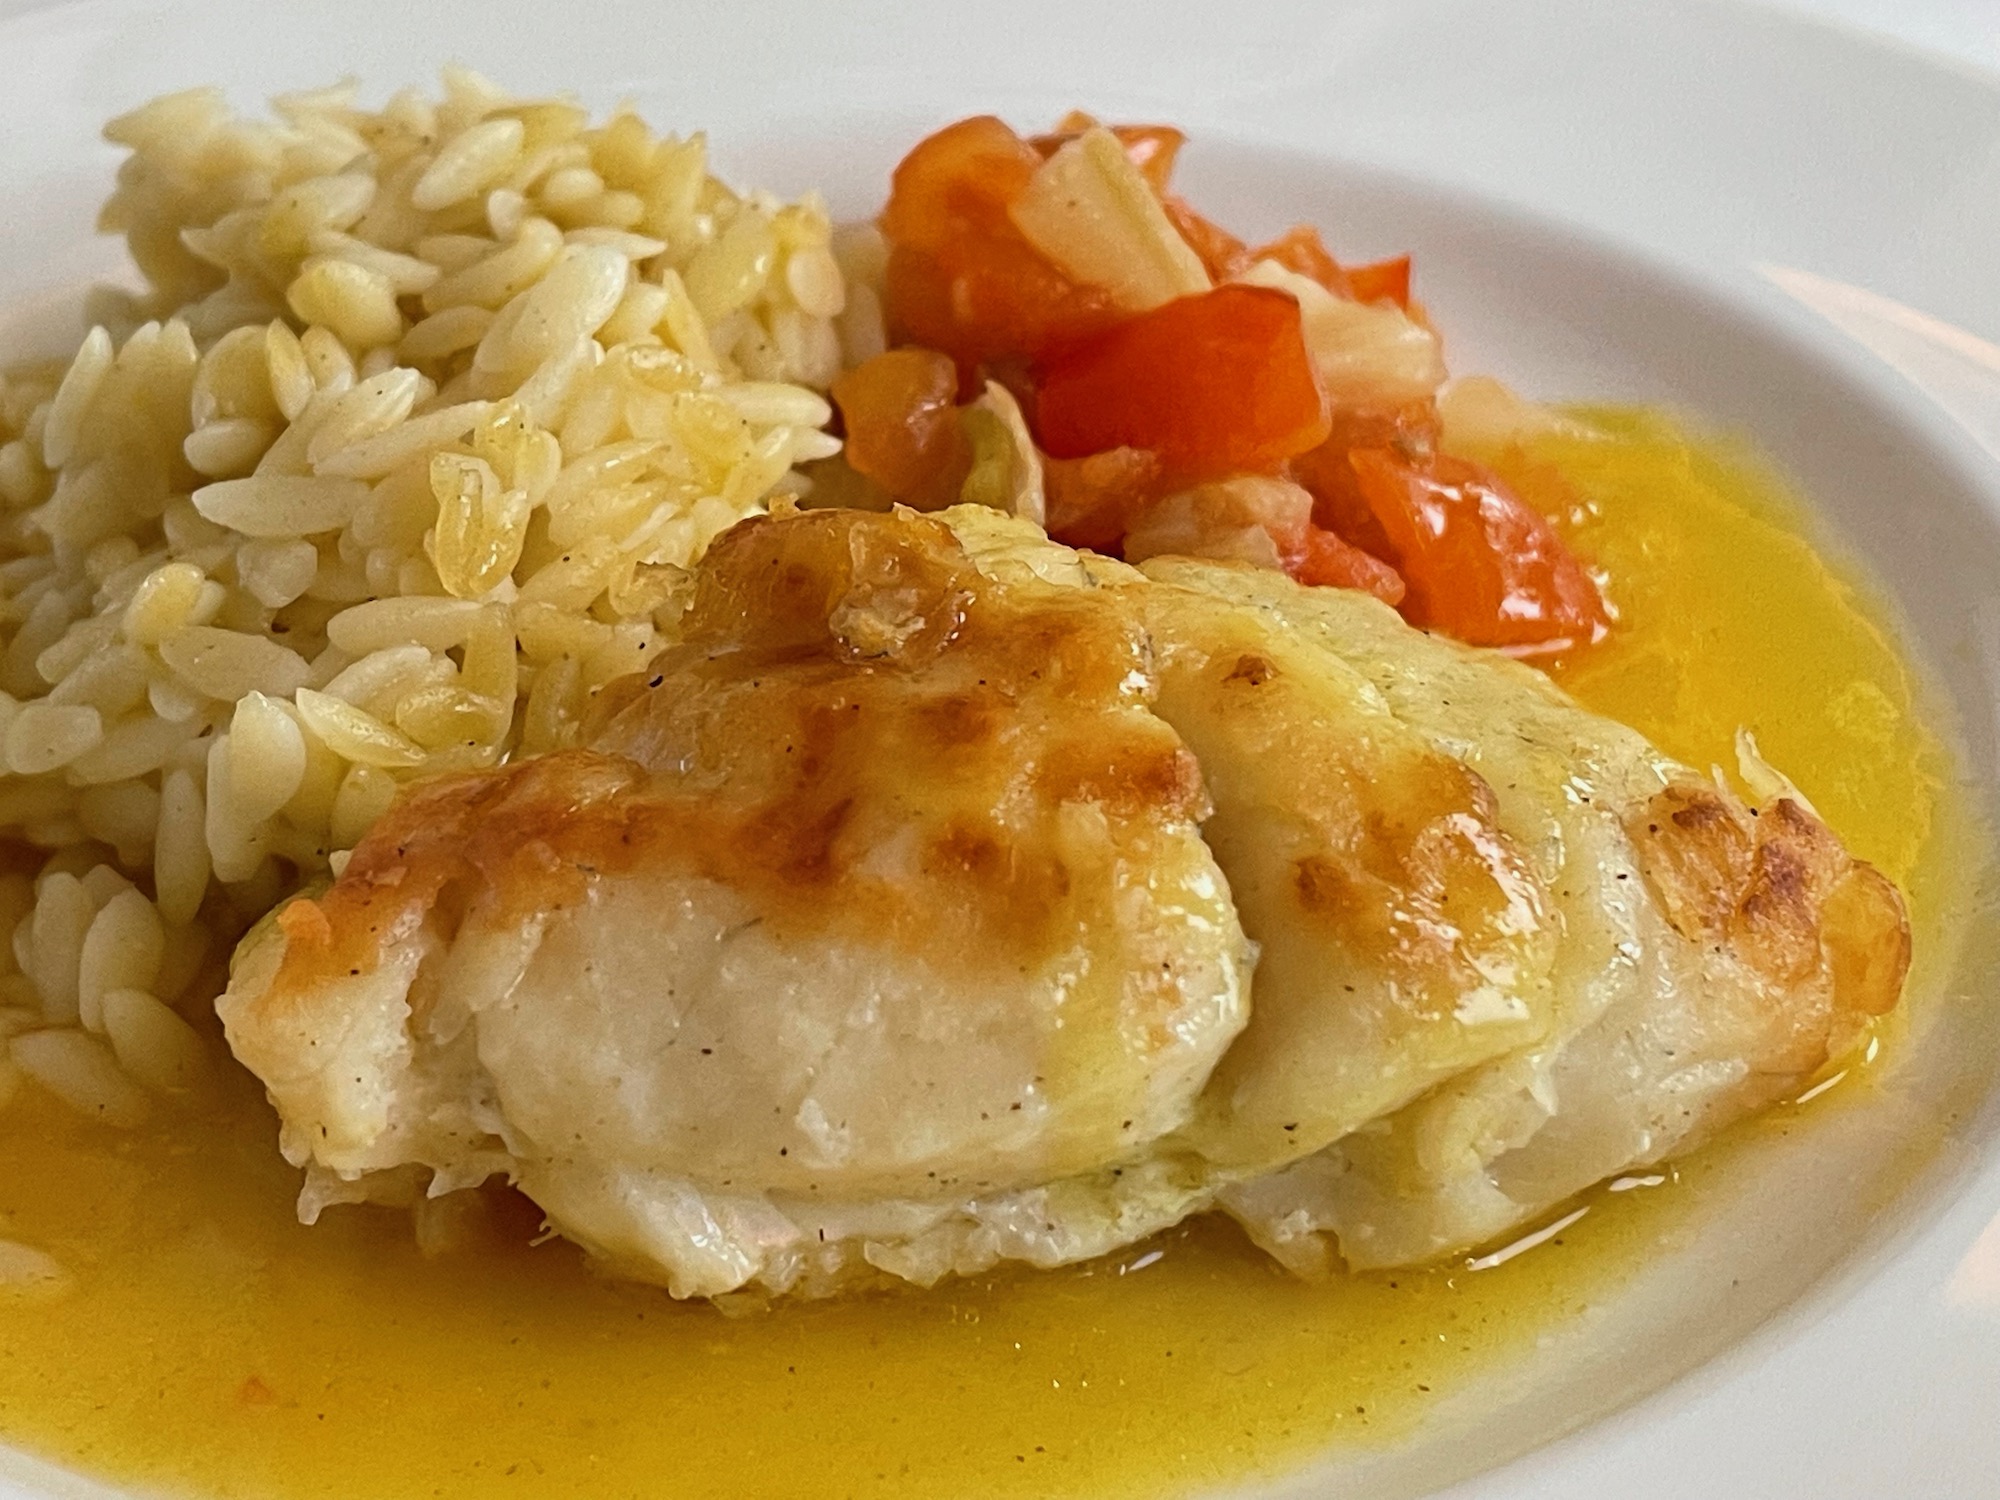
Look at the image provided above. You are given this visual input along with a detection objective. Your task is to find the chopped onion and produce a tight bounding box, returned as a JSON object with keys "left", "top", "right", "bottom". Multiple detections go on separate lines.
{"left": 1236, "top": 259, "right": 1445, "bottom": 404}
{"left": 1438, "top": 374, "right": 1598, "bottom": 452}
{"left": 1735, "top": 726, "right": 1822, "bottom": 818}
{"left": 1122, "top": 476, "right": 1313, "bottom": 569}
{"left": 958, "top": 382, "right": 1046, "bottom": 526}
{"left": 1010, "top": 127, "right": 1210, "bottom": 312}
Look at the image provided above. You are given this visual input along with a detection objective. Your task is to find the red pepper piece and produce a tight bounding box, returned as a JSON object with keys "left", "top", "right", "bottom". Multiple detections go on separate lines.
{"left": 1034, "top": 285, "right": 1331, "bottom": 483}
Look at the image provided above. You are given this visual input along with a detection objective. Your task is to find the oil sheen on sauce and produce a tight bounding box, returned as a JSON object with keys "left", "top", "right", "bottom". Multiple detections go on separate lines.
{"left": 0, "top": 409, "right": 1970, "bottom": 1500}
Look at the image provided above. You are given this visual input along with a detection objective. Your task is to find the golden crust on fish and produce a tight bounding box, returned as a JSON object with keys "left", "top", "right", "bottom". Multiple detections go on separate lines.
{"left": 1630, "top": 778, "right": 1907, "bottom": 1071}
{"left": 220, "top": 505, "right": 1910, "bottom": 1296}
{"left": 223, "top": 508, "right": 1252, "bottom": 1296}
{"left": 1119, "top": 572, "right": 1559, "bottom": 1175}
{"left": 1131, "top": 555, "right": 1910, "bottom": 1272}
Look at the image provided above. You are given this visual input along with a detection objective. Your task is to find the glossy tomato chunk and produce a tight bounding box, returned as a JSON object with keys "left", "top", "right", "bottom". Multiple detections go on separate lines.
{"left": 1347, "top": 448, "right": 1609, "bottom": 653}
{"left": 1034, "top": 285, "right": 1331, "bottom": 483}
{"left": 1289, "top": 399, "right": 1442, "bottom": 559}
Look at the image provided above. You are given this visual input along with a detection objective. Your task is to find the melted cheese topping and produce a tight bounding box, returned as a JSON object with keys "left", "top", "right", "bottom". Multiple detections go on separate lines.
{"left": 0, "top": 410, "right": 1970, "bottom": 1500}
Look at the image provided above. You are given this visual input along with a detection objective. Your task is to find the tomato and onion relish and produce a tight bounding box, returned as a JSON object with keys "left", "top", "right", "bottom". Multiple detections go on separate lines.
{"left": 830, "top": 112, "right": 1610, "bottom": 656}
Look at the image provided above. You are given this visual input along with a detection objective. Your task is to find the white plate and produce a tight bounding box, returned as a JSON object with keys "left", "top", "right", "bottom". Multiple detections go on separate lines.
{"left": 1, "top": 1, "right": 1997, "bottom": 1496}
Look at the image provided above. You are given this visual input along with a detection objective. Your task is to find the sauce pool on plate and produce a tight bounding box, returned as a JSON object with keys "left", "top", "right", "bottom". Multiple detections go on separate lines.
{"left": 0, "top": 410, "right": 1967, "bottom": 1500}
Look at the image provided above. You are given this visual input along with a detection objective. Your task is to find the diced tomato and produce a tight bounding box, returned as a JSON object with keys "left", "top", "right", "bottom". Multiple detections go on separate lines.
{"left": 1250, "top": 228, "right": 1411, "bottom": 309}
{"left": 880, "top": 115, "right": 1118, "bottom": 381}
{"left": 864, "top": 111, "right": 1609, "bottom": 657}
{"left": 1157, "top": 210, "right": 1412, "bottom": 310}
{"left": 1035, "top": 285, "right": 1331, "bottom": 483}
{"left": 1044, "top": 447, "right": 1164, "bottom": 552}
{"left": 1162, "top": 197, "right": 1249, "bottom": 282}
{"left": 1344, "top": 255, "right": 1411, "bottom": 308}
{"left": 1288, "top": 525, "right": 1407, "bottom": 605}
{"left": 1346, "top": 448, "right": 1609, "bottom": 653}
{"left": 1290, "top": 399, "right": 1442, "bottom": 557}
{"left": 830, "top": 348, "right": 971, "bottom": 510}
{"left": 880, "top": 115, "right": 1039, "bottom": 255}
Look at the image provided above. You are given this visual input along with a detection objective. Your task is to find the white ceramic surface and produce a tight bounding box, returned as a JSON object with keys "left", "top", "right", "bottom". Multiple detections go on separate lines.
{"left": 0, "top": 2, "right": 1996, "bottom": 1497}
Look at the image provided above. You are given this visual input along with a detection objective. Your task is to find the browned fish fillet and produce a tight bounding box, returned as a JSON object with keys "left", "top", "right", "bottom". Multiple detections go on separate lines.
{"left": 220, "top": 506, "right": 1907, "bottom": 1295}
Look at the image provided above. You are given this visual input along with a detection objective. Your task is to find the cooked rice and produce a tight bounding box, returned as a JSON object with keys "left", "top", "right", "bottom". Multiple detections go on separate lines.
{"left": 0, "top": 71, "right": 872, "bottom": 1117}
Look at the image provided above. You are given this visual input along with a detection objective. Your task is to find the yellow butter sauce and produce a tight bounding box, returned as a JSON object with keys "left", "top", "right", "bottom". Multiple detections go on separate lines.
{"left": 1519, "top": 409, "right": 1951, "bottom": 925}
{"left": 0, "top": 410, "right": 1972, "bottom": 1500}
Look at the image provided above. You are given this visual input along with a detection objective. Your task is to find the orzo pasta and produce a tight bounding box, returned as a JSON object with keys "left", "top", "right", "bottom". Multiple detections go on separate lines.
{"left": 0, "top": 70, "right": 866, "bottom": 1114}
